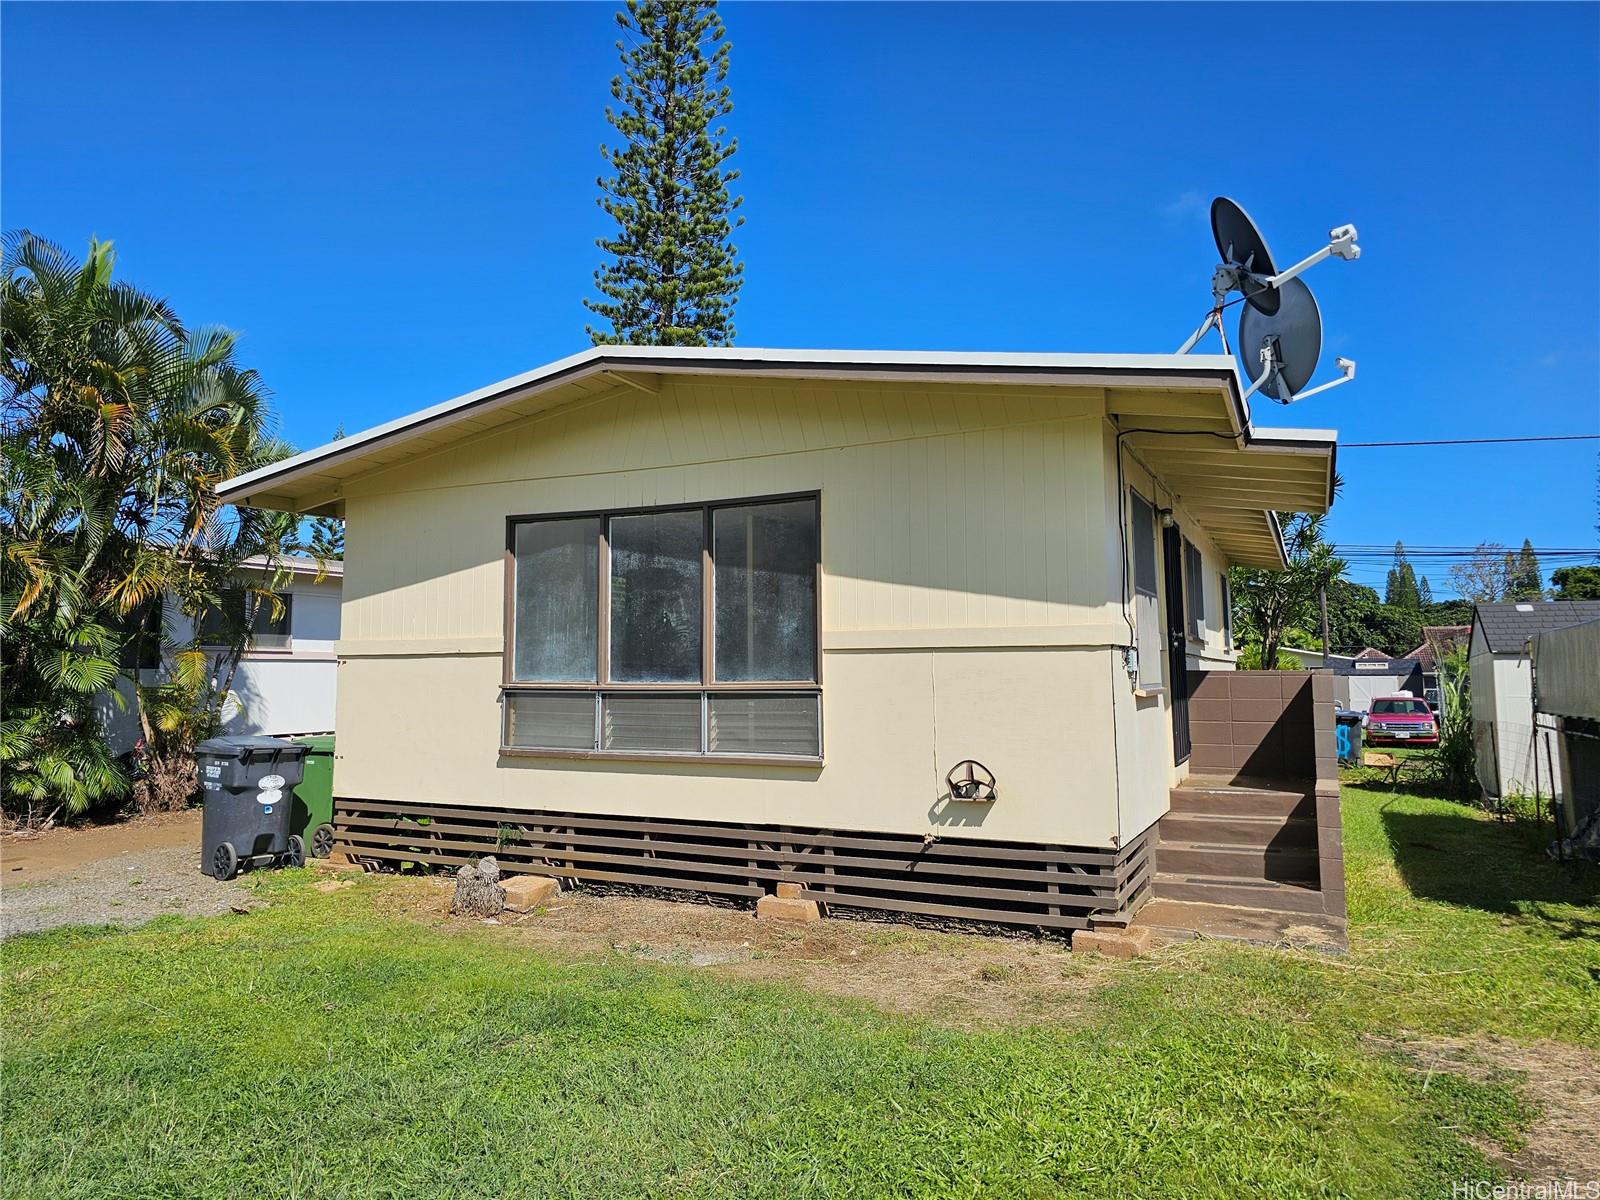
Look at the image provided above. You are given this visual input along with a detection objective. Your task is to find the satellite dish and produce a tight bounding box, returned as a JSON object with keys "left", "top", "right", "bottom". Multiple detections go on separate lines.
{"left": 1210, "top": 197, "right": 1280, "bottom": 316}
{"left": 1175, "top": 198, "right": 1360, "bottom": 403}
{"left": 1237, "top": 276, "right": 1321, "bottom": 401}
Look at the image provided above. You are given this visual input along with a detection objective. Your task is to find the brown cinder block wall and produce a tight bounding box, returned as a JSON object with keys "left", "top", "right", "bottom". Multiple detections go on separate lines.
{"left": 1187, "top": 670, "right": 1336, "bottom": 782}
{"left": 1186, "top": 670, "right": 1345, "bottom": 924}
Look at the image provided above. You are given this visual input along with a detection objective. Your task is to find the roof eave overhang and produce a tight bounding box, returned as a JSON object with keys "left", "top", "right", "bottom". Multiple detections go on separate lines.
{"left": 1117, "top": 408, "right": 1335, "bottom": 571}
{"left": 216, "top": 348, "right": 1335, "bottom": 574}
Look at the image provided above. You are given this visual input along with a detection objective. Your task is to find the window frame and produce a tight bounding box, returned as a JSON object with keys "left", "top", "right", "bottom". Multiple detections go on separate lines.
{"left": 1182, "top": 537, "right": 1206, "bottom": 641}
{"left": 198, "top": 589, "right": 294, "bottom": 653}
{"left": 1127, "top": 487, "right": 1165, "bottom": 692}
{"left": 1220, "top": 570, "right": 1234, "bottom": 650}
{"left": 501, "top": 491, "right": 823, "bottom": 764}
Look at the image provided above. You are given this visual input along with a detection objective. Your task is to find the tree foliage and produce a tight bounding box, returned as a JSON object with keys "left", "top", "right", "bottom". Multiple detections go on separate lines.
{"left": 2, "top": 231, "right": 305, "bottom": 822}
{"left": 1447, "top": 542, "right": 1514, "bottom": 604}
{"left": 1421, "top": 598, "right": 1474, "bottom": 627}
{"left": 584, "top": 0, "right": 744, "bottom": 346}
{"left": 1228, "top": 512, "right": 1344, "bottom": 668}
{"left": 1550, "top": 565, "right": 1600, "bottom": 601}
{"left": 1508, "top": 538, "right": 1543, "bottom": 601}
{"left": 1432, "top": 645, "right": 1476, "bottom": 800}
{"left": 1384, "top": 541, "right": 1421, "bottom": 610}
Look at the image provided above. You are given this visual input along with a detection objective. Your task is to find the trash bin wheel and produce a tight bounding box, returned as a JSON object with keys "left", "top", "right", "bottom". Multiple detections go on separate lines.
{"left": 285, "top": 835, "right": 306, "bottom": 869}
{"left": 310, "top": 823, "right": 335, "bottom": 859}
{"left": 212, "top": 842, "right": 239, "bottom": 882}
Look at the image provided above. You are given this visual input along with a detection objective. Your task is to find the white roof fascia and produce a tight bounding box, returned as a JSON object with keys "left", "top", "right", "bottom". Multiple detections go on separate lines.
{"left": 217, "top": 346, "right": 1248, "bottom": 501}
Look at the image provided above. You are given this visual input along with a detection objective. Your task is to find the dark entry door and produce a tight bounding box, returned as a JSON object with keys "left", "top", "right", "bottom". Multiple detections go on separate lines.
{"left": 1162, "top": 523, "right": 1191, "bottom": 765}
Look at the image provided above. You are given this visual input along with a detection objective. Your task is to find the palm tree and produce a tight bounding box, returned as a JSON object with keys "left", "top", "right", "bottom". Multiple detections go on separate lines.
{"left": 1228, "top": 511, "right": 1346, "bottom": 669}
{"left": 2, "top": 231, "right": 304, "bottom": 822}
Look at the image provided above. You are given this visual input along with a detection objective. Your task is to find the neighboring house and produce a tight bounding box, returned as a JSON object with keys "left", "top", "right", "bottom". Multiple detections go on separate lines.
{"left": 1337, "top": 656, "right": 1425, "bottom": 713}
{"left": 1403, "top": 625, "right": 1471, "bottom": 707}
{"left": 1279, "top": 648, "right": 1423, "bottom": 711}
{"left": 1529, "top": 618, "right": 1600, "bottom": 850}
{"left": 1470, "top": 600, "right": 1600, "bottom": 802}
{"left": 217, "top": 346, "right": 1338, "bottom": 934}
{"left": 102, "top": 556, "right": 342, "bottom": 752}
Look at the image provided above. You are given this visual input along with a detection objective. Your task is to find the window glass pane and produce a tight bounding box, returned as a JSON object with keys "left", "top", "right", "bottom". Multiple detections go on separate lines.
{"left": 713, "top": 500, "right": 817, "bottom": 682}
{"left": 1220, "top": 572, "right": 1233, "bottom": 647}
{"left": 198, "top": 589, "right": 245, "bottom": 646}
{"left": 602, "top": 694, "right": 702, "bottom": 752}
{"left": 1130, "top": 493, "right": 1157, "bottom": 597}
{"left": 708, "top": 695, "right": 820, "bottom": 757}
{"left": 609, "top": 510, "right": 703, "bottom": 683}
{"left": 514, "top": 518, "right": 599, "bottom": 682}
{"left": 119, "top": 601, "right": 163, "bottom": 670}
{"left": 1135, "top": 593, "right": 1164, "bottom": 688}
{"left": 253, "top": 594, "right": 292, "bottom": 649}
{"left": 505, "top": 693, "right": 596, "bottom": 750}
{"left": 1184, "top": 538, "right": 1205, "bottom": 635}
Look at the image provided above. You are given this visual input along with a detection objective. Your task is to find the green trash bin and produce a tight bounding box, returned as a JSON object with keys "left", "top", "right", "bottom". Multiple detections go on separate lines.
{"left": 291, "top": 736, "right": 337, "bottom": 858}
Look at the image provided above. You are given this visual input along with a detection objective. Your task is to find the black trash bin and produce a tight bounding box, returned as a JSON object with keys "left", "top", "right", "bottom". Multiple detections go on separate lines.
{"left": 197, "top": 736, "right": 310, "bottom": 880}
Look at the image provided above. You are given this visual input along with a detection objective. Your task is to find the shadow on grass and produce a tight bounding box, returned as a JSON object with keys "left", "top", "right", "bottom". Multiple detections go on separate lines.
{"left": 1379, "top": 805, "right": 1600, "bottom": 921}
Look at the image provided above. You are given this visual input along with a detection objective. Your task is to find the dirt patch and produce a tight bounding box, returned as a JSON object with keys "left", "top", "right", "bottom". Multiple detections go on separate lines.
{"left": 1, "top": 812, "right": 258, "bottom": 939}
{"left": 2, "top": 810, "right": 201, "bottom": 882}
{"left": 1372, "top": 1032, "right": 1600, "bottom": 1187}
{"left": 371, "top": 876, "right": 1118, "bottom": 1026}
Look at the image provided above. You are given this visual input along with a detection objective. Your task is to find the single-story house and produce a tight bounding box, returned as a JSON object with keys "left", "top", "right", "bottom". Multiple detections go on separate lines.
{"left": 1403, "top": 624, "right": 1470, "bottom": 708}
{"left": 1470, "top": 599, "right": 1600, "bottom": 802}
{"left": 217, "top": 346, "right": 1341, "bottom": 933}
{"left": 1530, "top": 618, "right": 1600, "bottom": 852}
{"left": 102, "top": 556, "right": 342, "bottom": 752}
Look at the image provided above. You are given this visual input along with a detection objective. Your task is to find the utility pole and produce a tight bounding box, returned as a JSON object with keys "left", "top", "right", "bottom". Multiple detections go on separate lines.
{"left": 1319, "top": 586, "right": 1331, "bottom": 659}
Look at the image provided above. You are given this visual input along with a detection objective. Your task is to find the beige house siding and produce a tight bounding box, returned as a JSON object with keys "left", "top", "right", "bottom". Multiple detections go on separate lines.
{"left": 339, "top": 378, "right": 1120, "bottom": 648}
{"left": 331, "top": 376, "right": 1250, "bottom": 849}
{"left": 333, "top": 379, "right": 1130, "bottom": 845}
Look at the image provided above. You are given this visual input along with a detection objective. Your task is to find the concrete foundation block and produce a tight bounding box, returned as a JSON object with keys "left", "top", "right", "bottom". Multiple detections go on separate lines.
{"left": 1073, "top": 925, "right": 1154, "bottom": 958}
{"left": 502, "top": 874, "right": 560, "bottom": 913}
{"left": 756, "top": 894, "right": 821, "bottom": 923}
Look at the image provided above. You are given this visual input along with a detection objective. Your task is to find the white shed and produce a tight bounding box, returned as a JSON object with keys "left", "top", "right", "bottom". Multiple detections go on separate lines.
{"left": 1470, "top": 600, "right": 1600, "bottom": 802}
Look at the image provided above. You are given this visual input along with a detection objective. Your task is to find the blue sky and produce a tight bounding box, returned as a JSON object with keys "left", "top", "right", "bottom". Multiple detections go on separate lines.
{"left": 5, "top": 2, "right": 1597, "bottom": 593}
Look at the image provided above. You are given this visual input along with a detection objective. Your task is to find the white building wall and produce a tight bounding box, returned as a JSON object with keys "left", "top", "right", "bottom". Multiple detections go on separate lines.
{"left": 1470, "top": 623, "right": 1553, "bottom": 802}
{"left": 1487, "top": 654, "right": 1540, "bottom": 799}
{"left": 99, "top": 572, "right": 341, "bottom": 753}
{"left": 219, "top": 581, "right": 340, "bottom": 737}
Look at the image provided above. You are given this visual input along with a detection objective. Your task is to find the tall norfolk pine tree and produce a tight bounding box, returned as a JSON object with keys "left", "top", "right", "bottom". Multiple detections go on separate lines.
{"left": 585, "top": 0, "right": 744, "bottom": 347}
{"left": 1384, "top": 541, "right": 1421, "bottom": 610}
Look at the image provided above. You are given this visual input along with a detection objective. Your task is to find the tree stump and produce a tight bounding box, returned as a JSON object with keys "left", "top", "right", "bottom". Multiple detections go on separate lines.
{"left": 450, "top": 856, "right": 506, "bottom": 917}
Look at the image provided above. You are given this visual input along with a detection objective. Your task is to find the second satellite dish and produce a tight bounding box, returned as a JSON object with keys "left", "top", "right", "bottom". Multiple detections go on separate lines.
{"left": 1237, "top": 277, "right": 1321, "bottom": 402}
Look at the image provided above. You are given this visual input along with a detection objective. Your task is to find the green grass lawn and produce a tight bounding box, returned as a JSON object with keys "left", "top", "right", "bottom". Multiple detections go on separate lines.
{"left": 3, "top": 786, "right": 1596, "bottom": 1199}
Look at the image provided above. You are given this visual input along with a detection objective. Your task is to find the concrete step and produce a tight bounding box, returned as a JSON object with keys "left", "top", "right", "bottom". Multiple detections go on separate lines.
{"left": 1154, "top": 841, "right": 1319, "bottom": 882}
{"left": 1134, "top": 898, "right": 1346, "bottom": 951}
{"left": 1158, "top": 812, "right": 1317, "bottom": 849}
{"left": 1152, "top": 871, "right": 1327, "bottom": 915}
{"left": 1168, "top": 786, "right": 1314, "bottom": 819}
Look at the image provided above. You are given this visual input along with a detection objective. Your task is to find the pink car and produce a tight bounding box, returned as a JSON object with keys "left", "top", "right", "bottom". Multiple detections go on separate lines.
{"left": 1365, "top": 695, "right": 1439, "bottom": 747}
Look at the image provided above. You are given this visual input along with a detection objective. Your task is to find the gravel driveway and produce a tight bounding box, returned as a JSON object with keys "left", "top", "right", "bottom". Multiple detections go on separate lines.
{"left": 1, "top": 814, "right": 253, "bottom": 940}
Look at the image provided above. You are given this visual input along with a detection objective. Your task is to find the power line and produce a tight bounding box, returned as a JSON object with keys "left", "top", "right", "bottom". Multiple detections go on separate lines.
{"left": 1342, "top": 434, "right": 1599, "bottom": 448}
